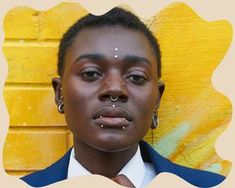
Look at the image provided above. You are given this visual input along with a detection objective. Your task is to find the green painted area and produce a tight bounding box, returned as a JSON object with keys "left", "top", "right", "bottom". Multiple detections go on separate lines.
{"left": 153, "top": 122, "right": 191, "bottom": 158}
{"left": 205, "top": 163, "right": 222, "bottom": 174}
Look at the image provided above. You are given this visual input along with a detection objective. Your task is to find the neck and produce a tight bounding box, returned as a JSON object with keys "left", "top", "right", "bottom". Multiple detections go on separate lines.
{"left": 73, "top": 137, "right": 138, "bottom": 178}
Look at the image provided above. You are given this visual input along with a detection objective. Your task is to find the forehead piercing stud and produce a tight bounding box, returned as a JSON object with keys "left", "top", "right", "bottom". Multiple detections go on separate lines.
{"left": 114, "top": 54, "right": 118, "bottom": 59}
{"left": 114, "top": 47, "right": 118, "bottom": 51}
{"left": 110, "top": 96, "right": 119, "bottom": 102}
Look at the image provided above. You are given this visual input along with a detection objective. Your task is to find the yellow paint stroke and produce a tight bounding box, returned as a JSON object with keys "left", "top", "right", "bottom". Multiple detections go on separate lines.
{"left": 144, "top": 2, "right": 232, "bottom": 176}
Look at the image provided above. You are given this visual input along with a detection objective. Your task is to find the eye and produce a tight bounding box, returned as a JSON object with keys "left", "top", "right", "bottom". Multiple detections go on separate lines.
{"left": 80, "top": 68, "right": 102, "bottom": 81}
{"left": 126, "top": 71, "right": 148, "bottom": 85}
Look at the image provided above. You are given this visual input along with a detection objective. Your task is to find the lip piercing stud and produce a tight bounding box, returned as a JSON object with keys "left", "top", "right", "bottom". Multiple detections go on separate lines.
{"left": 100, "top": 125, "right": 104, "bottom": 128}
{"left": 122, "top": 126, "right": 126, "bottom": 130}
{"left": 110, "top": 96, "right": 118, "bottom": 102}
{"left": 99, "top": 116, "right": 103, "bottom": 119}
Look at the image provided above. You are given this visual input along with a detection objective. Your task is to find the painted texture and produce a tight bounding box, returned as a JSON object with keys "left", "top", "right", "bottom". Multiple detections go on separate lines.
{"left": 2, "top": 2, "right": 232, "bottom": 177}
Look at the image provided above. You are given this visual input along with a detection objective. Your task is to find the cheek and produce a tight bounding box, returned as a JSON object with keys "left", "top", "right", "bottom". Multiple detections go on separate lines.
{"left": 129, "top": 84, "right": 158, "bottom": 131}
{"left": 63, "top": 77, "right": 98, "bottom": 105}
{"left": 62, "top": 79, "right": 98, "bottom": 127}
{"left": 130, "top": 84, "right": 158, "bottom": 112}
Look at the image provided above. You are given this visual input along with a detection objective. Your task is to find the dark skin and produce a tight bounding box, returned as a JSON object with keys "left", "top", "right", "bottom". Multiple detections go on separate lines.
{"left": 52, "top": 26, "right": 164, "bottom": 178}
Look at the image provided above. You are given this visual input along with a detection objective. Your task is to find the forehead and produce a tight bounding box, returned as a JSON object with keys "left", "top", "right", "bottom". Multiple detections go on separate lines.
{"left": 65, "top": 25, "right": 156, "bottom": 63}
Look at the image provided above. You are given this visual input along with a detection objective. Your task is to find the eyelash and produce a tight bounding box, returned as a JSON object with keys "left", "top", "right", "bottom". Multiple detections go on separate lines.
{"left": 80, "top": 69, "right": 103, "bottom": 81}
{"left": 125, "top": 72, "right": 148, "bottom": 85}
{"left": 80, "top": 68, "right": 148, "bottom": 85}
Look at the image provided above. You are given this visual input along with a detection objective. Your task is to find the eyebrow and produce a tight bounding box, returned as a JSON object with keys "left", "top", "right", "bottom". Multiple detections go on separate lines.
{"left": 75, "top": 53, "right": 151, "bottom": 67}
{"left": 122, "top": 55, "right": 151, "bottom": 67}
{"left": 75, "top": 53, "right": 105, "bottom": 63}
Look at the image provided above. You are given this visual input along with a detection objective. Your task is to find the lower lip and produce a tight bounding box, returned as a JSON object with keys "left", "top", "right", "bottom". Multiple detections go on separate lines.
{"left": 94, "top": 117, "right": 129, "bottom": 128}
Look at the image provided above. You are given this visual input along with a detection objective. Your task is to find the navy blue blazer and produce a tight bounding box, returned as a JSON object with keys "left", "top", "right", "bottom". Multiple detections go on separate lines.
{"left": 21, "top": 141, "right": 225, "bottom": 187}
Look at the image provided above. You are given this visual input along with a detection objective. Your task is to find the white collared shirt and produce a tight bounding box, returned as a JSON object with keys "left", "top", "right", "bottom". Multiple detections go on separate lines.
{"left": 67, "top": 146, "right": 155, "bottom": 188}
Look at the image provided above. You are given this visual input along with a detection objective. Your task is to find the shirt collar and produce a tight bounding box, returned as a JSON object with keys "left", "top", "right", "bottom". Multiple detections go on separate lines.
{"left": 67, "top": 146, "right": 145, "bottom": 188}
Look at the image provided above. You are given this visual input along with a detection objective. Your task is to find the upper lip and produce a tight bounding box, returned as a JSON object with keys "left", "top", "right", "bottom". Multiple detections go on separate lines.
{"left": 93, "top": 106, "right": 132, "bottom": 121}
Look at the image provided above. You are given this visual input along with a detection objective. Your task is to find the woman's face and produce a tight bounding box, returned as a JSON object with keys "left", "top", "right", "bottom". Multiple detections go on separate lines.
{"left": 55, "top": 26, "right": 161, "bottom": 152}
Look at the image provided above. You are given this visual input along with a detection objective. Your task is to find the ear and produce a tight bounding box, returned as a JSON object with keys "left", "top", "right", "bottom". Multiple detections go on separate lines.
{"left": 156, "top": 80, "right": 165, "bottom": 107}
{"left": 158, "top": 80, "right": 165, "bottom": 99}
{"left": 52, "top": 77, "right": 62, "bottom": 105}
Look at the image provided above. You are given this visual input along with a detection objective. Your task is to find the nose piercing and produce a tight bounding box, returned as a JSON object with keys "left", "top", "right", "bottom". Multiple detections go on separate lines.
{"left": 110, "top": 96, "right": 119, "bottom": 102}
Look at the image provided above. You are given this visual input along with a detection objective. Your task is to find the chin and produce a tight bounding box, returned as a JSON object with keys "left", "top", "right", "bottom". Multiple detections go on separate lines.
{"left": 88, "top": 139, "right": 139, "bottom": 153}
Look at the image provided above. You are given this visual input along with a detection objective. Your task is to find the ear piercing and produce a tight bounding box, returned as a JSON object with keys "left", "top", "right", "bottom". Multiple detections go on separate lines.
{"left": 57, "top": 87, "right": 64, "bottom": 113}
{"left": 58, "top": 96, "right": 64, "bottom": 113}
{"left": 151, "top": 106, "right": 159, "bottom": 129}
{"left": 151, "top": 114, "right": 158, "bottom": 129}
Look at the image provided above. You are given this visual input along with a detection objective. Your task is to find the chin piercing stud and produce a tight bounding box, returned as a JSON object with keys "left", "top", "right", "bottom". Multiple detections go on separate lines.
{"left": 112, "top": 104, "right": 116, "bottom": 107}
{"left": 100, "top": 124, "right": 104, "bottom": 128}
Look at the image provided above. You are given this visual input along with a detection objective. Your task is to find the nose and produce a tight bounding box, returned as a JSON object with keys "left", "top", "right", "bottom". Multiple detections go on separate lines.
{"left": 98, "top": 73, "right": 128, "bottom": 103}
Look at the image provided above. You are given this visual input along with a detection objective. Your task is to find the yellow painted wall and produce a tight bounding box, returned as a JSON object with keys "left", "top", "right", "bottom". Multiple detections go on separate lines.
{"left": 2, "top": 2, "right": 232, "bottom": 177}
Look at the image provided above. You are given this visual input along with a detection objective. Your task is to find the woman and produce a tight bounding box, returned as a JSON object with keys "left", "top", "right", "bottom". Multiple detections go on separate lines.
{"left": 21, "top": 7, "right": 225, "bottom": 188}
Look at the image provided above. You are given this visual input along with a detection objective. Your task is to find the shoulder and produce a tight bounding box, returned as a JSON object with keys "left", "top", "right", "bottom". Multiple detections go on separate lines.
{"left": 21, "top": 148, "right": 72, "bottom": 187}
{"left": 139, "top": 141, "right": 226, "bottom": 187}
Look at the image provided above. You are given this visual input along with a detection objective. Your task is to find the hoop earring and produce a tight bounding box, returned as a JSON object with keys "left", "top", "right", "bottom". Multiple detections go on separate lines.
{"left": 57, "top": 95, "right": 64, "bottom": 113}
{"left": 58, "top": 102, "right": 64, "bottom": 113}
{"left": 151, "top": 114, "right": 159, "bottom": 129}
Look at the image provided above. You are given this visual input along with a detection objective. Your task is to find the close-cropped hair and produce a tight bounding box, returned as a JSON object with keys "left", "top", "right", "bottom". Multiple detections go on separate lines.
{"left": 58, "top": 7, "right": 161, "bottom": 78}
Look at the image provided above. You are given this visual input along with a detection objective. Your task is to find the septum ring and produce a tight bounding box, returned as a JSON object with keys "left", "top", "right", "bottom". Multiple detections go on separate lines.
{"left": 110, "top": 96, "right": 119, "bottom": 102}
